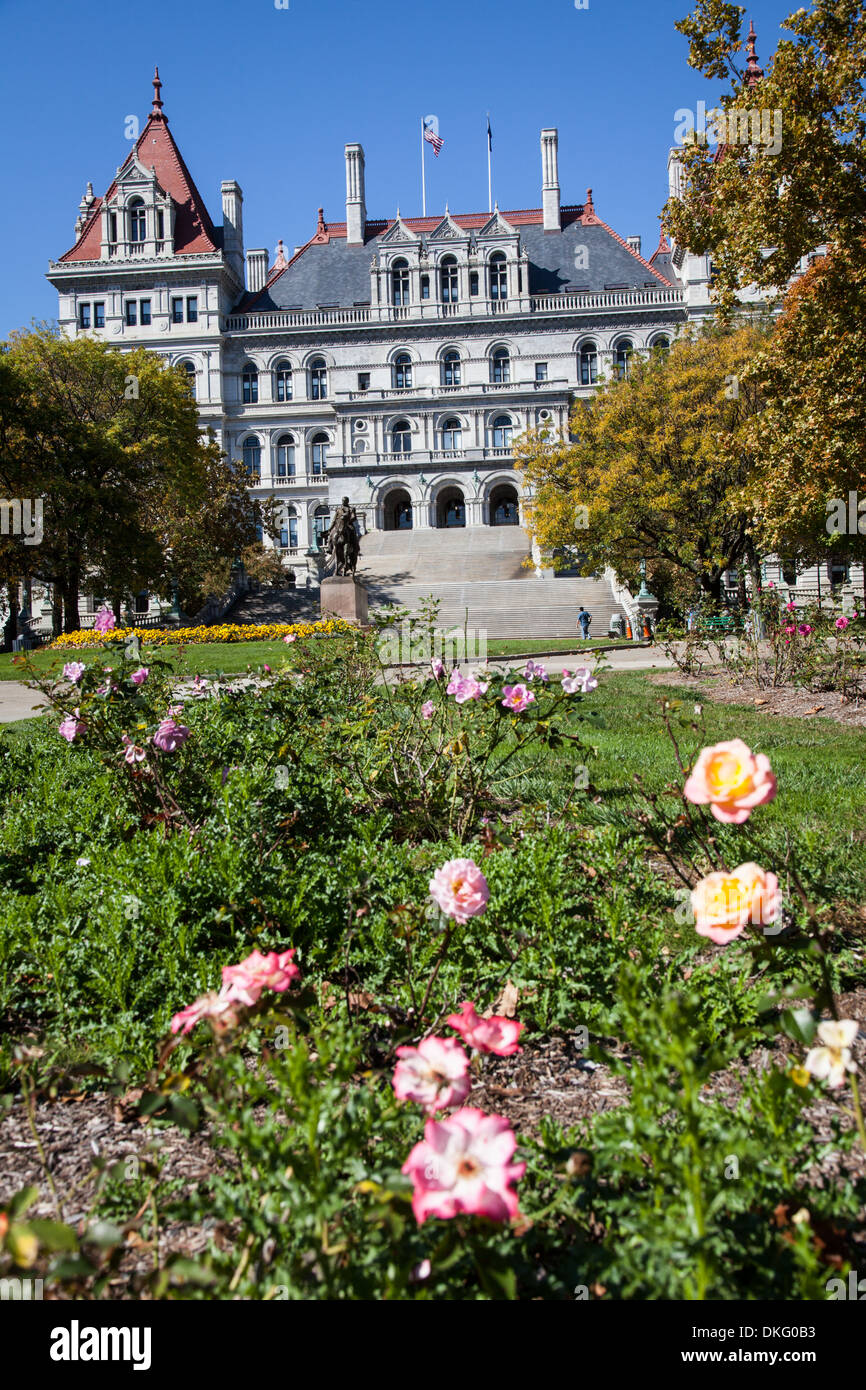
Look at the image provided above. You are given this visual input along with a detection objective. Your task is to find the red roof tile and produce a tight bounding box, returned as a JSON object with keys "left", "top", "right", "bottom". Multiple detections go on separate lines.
{"left": 58, "top": 106, "right": 218, "bottom": 263}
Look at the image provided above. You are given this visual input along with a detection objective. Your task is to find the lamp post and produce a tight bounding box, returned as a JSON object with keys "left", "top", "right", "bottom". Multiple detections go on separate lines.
{"left": 635, "top": 557, "right": 659, "bottom": 640}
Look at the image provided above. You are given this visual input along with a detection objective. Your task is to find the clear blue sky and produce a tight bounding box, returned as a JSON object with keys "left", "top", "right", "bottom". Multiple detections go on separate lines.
{"left": 0, "top": 0, "right": 790, "bottom": 337}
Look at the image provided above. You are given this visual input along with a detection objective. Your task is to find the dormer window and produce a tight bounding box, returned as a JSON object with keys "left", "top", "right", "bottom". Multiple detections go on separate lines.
{"left": 440, "top": 256, "right": 458, "bottom": 306}
{"left": 490, "top": 252, "right": 507, "bottom": 300}
{"left": 392, "top": 259, "right": 410, "bottom": 306}
{"left": 129, "top": 198, "right": 146, "bottom": 243}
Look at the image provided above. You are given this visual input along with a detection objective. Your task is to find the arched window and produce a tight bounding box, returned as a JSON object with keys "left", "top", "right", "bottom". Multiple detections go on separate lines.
{"left": 242, "top": 364, "right": 258, "bottom": 404}
{"left": 490, "top": 252, "right": 508, "bottom": 300}
{"left": 650, "top": 334, "right": 670, "bottom": 353}
{"left": 242, "top": 436, "right": 261, "bottom": 479}
{"left": 442, "top": 418, "right": 462, "bottom": 452}
{"left": 491, "top": 347, "right": 510, "bottom": 384}
{"left": 180, "top": 361, "right": 196, "bottom": 399}
{"left": 393, "top": 352, "right": 412, "bottom": 390}
{"left": 437, "top": 486, "right": 465, "bottom": 529}
{"left": 311, "top": 433, "right": 329, "bottom": 474}
{"left": 276, "top": 434, "right": 296, "bottom": 479}
{"left": 129, "top": 197, "right": 146, "bottom": 243}
{"left": 310, "top": 358, "right": 327, "bottom": 400}
{"left": 391, "top": 258, "right": 410, "bottom": 306}
{"left": 280, "top": 505, "right": 298, "bottom": 550}
{"left": 492, "top": 415, "right": 513, "bottom": 449}
{"left": 440, "top": 255, "right": 459, "bottom": 305}
{"left": 441, "top": 350, "right": 461, "bottom": 387}
{"left": 490, "top": 482, "right": 520, "bottom": 526}
{"left": 578, "top": 341, "right": 598, "bottom": 386}
{"left": 614, "top": 339, "right": 633, "bottom": 379}
{"left": 313, "top": 504, "right": 330, "bottom": 550}
{"left": 274, "top": 359, "right": 293, "bottom": 401}
{"left": 385, "top": 489, "right": 413, "bottom": 531}
{"left": 392, "top": 419, "right": 412, "bottom": 454}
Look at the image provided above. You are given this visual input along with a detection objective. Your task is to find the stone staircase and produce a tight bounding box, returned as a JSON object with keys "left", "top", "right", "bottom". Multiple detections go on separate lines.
{"left": 227, "top": 528, "right": 624, "bottom": 639}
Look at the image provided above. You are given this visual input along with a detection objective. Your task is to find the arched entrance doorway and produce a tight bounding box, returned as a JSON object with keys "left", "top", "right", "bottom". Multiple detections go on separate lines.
{"left": 384, "top": 488, "right": 413, "bottom": 531}
{"left": 489, "top": 483, "right": 520, "bottom": 526}
{"left": 436, "top": 486, "right": 466, "bottom": 528}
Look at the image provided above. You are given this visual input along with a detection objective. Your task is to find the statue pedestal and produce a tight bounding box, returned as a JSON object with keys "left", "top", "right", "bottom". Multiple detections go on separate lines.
{"left": 320, "top": 577, "right": 368, "bottom": 625}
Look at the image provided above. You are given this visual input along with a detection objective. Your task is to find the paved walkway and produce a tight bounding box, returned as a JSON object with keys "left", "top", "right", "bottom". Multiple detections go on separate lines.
{"left": 0, "top": 681, "right": 49, "bottom": 724}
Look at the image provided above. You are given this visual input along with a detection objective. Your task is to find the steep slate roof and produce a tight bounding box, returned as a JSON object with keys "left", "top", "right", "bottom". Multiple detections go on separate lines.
{"left": 58, "top": 70, "right": 219, "bottom": 263}
{"left": 235, "top": 192, "right": 673, "bottom": 314}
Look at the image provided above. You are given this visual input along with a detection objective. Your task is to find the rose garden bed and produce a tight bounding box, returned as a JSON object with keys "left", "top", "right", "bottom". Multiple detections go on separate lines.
{"left": 1, "top": 618, "right": 864, "bottom": 1300}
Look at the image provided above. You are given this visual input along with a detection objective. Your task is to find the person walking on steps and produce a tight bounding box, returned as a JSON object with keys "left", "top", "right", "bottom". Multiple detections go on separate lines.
{"left": 577, "top": 606, "right": 592, "bottom": 641}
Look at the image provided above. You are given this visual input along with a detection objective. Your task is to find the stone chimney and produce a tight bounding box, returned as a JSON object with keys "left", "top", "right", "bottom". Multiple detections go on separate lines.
{"left": 221, "top": 180, "right": 244, "bottom": 283}
{"left": 541, "top": 129, "right": 561, "bottom": 233}
{"left": 246, "top": 248, "right": 268, "bottom": 294}
{"left": 626, "top": 235, "right": 641, "bottom": 255}
{"left": 345, "top": 143, "right": 366, "bottom": 246}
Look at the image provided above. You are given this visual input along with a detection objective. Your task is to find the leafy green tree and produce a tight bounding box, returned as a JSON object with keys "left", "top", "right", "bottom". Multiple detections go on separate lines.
{"left": 0, "top": 328, "right": 258, "bottom": 630}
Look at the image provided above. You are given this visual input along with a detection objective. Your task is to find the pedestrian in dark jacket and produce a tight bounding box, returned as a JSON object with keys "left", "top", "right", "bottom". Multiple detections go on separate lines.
{"left": 577, "top": 607, "right": 592, "bottom": 640}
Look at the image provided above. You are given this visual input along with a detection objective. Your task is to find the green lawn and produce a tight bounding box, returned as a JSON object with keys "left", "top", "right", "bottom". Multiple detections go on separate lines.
{"left": 0, "top": 633, "right": 631, "bottom": 683}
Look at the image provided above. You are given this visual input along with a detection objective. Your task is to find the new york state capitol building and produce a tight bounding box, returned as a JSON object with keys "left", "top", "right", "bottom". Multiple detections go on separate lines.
{"left": 47, "top": 70, "right": 762, "bottom": 627}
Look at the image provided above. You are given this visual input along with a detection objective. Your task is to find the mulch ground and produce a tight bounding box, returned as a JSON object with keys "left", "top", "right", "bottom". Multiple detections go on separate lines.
{"left": 649, "top": 667, "right": 866, "bottom": 728}
{"left": 3, "top": 984, "right": 864, "bottom": 1293}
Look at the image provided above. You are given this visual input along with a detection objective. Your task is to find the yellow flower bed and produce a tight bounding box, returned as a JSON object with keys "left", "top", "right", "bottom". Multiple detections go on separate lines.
{"left": 50, "top": 619, "right": 355, "bottom": 650}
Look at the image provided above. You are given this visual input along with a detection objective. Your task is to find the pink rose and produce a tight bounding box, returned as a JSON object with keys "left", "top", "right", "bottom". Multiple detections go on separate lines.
{"left": 421, "top": 700, "right": 435, "bottom": 720}
{"left": 429, "top": 858, "right": 489, "bottom": 923}
{"left": 59, "top": 709, "right": 86, "bottom": 742}
{"left": 431, "top": 657, "right": 445, "bottom": 679}
{"left": 798, "top": 623, "right": 812, "bottom": 635}
{"left": 121, "top": 734, "right": 147, "bottom": 765}
{"left": 171, "top": 984, "right": 240, "bottom": 1036}
{"left": 683, "top": 739, "right": 777, "bottom": 824}
{"left": 446, "top": 669, "right": 488, "bottom": 703}
{"left": 93, "top": 606, "right": 116, "bottom": 634}
{"left": 393, "top": 1036, "right": 471, "bottom": 1113}
{"left": 785, "top": 602, "right": 796, "bottom": 612}
{"left": 447, "top": 1000, "right": 524, "bottom": 1056}
{"left": 221, "top": 948, "right": 300, "bottom": 1006}
{"left": 501, "top": 683, "right": 535, "bottom": 713}
{"left": 152, "top": 717, "right": 192, "bottom": 753}
{"left": 402, "top": 1108, "right": 525, "bottom": 1224}
{"left": 62, "top": 661, "right": 86, "bottom": 683}
{"left": 523, "top": 659, "right": 548, "bottom": 683}
{"left": 561, "top": 666, "right": 598, "bottom": 695}
{"left": 130, "top": 667, "right": 149, "bottom": 685}
{"left": 690, "top": 864, "right": 780, "bottom": 945}
{"left": 836, "top": 616, "right": 850, "bottom": 630}
{"left": 283, "top": 633, "right": 297, "bottom": 644}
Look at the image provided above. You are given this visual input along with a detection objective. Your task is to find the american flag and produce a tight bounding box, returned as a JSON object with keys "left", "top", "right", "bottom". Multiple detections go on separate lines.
{"left": 424, "top": 120, "right": 444, "bottom": 156}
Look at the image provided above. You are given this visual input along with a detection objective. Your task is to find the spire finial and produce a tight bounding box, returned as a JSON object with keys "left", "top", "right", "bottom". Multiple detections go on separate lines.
{"left": 152, "top": 65, "right": 164, "bottom": 113}
{"left": 745, "top": 19, "right": 763, "bottom": 86}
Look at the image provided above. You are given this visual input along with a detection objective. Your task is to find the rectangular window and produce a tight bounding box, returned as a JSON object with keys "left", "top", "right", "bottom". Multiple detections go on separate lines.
{"left": 94, "top": 302, "right": 105, "bottom": 328}
{"left": 156, "top": 209, "right": 164, "bottom": 240}
{"left": 108, "top": 212, "right": 117, "bottom": 243}
{"left": 535, "top": 362, "right": 548, "bottom": 382}
{"left": 358, "top": 373, "right": 370, "bottom": 391}
{"left": 79, "top": 303, "right": 91, "bottom": 329}
{"left": 421, "top": 275, "right": 430, "bottom": 300}
{"left": 125, "top": 302, "right": 137, "bottom": 326}
{"left": 139, "top": 299, "right": 151, "bottom": 325}
{"left": 469, "top": 271, "right": 479, "bottom": 296}
{"left": 171, "top": 298, "right": 184, "bottom": 324}
{"left": 186, "top": 296, "right": 198, "bottom": 323}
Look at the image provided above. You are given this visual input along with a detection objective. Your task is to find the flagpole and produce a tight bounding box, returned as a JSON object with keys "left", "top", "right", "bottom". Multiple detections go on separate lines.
{"left": 487, "top": 113, "right": 492, "bottom": 212}
{"left": 421, "top": 118, "right": 427, "bottom": 217}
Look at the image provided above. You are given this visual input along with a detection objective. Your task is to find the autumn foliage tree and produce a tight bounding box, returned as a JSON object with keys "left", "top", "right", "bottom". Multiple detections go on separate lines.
{"left": 514, "top": 324, "right": 769, "bottom": 601}
{"left": 664, "top": 0, "right": 866, "bottom": 562}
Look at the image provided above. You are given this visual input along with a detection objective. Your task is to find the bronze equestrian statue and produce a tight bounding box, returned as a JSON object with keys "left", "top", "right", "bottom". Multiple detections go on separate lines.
{"left": 323, "top": 496, "right": 361, "bottom": 578}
